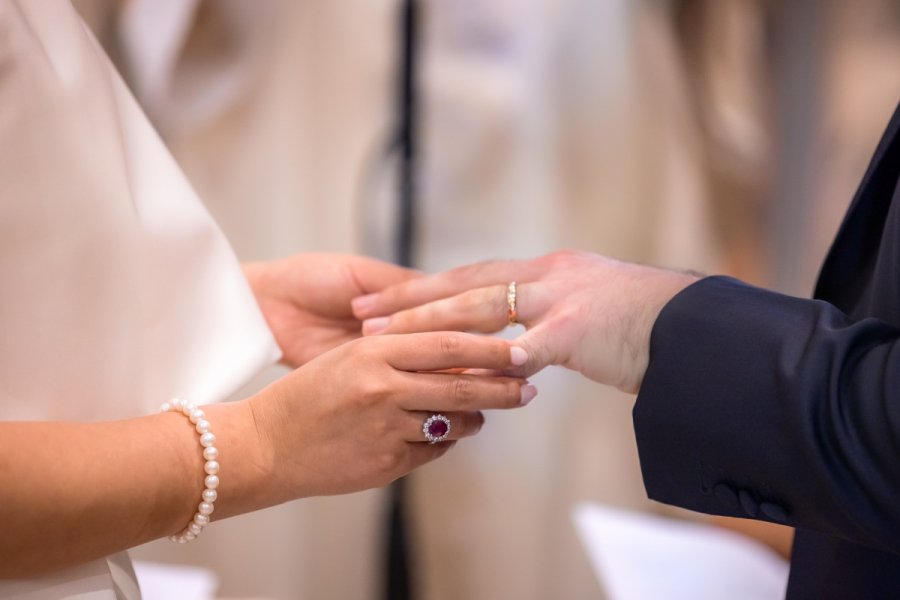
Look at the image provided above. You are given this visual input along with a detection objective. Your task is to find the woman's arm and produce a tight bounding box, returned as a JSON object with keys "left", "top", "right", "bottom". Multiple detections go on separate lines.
{"left": 0, "top": 401, "right": 263, "bottom": 577}
{"left": 0, "top": 332, "right": 530, "bottom": 577}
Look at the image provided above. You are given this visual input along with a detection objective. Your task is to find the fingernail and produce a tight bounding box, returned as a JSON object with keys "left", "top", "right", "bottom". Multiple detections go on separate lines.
{"left": 362, "top": 316, "right": 390, "bottom": 335}
{"left": 520, "top": 384, "right": 538, "bottom": 406}
{"left": 352, "top": 293, "right": 379, "bottom": 317}
{"left": 510, "top": 346, "right": 528, "bottom": 366}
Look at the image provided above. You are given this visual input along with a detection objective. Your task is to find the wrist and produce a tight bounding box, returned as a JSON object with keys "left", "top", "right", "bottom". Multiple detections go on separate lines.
{"left": 198, "top": 399, "right": 280, "bottom": 519}
{"left": 629, "top": 270, "right": 700, "bottom": 394}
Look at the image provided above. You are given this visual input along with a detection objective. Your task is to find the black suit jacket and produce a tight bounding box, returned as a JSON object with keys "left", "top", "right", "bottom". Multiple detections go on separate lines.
{"left": 634, "top": 102, "right": 900, "bottom": 598}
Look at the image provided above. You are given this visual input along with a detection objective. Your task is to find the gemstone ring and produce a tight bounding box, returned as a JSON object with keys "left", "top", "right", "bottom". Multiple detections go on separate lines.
{"left": 423, "top": 414, "right": 451, "bottom": 444}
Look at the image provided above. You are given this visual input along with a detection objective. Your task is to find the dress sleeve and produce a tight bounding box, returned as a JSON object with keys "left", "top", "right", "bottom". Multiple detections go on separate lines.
{"left": 633, "top": 276, "right": 900, "bottom": 556}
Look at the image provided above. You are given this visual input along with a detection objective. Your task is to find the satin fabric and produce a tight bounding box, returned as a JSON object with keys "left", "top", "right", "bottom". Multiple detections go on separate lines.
{"left": 0, "top": 1, "right": 280, "bottom": 596}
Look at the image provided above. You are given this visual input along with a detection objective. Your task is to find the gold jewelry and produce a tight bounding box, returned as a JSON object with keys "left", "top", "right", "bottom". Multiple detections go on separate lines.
{"left": 507, "top": 281, "right": 519, "bottom": 325}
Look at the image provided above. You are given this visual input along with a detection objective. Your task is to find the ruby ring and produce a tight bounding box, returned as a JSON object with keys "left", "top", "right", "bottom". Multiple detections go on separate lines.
{"left": 423, "top": 414, "right": 451, "bottom": 444}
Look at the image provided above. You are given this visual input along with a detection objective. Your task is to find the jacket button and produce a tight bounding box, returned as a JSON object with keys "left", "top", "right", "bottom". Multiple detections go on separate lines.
{"left": 713, "top": 483, "right": 738, "bottom": 509}
{"left": 739, "top": 489, "right": 759, "bottom": 517}
{"left": 760, "top": 502, "right": 789, "bottom": 523}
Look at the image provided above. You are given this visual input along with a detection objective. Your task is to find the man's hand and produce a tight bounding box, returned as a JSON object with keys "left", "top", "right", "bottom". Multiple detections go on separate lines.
{"left": 244, "top": 254, "right": 419, "bottom": 368}
{"left": 351, "top": 250, "right": 699, "bottom": 393}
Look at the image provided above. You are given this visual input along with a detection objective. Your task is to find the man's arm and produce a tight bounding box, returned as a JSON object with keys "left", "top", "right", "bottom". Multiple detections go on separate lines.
{"left": 635, "top": 276, "right": 900, "bottom": 555}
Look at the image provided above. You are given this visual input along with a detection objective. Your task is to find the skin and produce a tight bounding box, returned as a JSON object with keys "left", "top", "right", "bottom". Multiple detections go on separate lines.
{"left": 0, "top": 254, "right": 531, "bottom": 578}
{"left": 352, "top": 249, "right": 796, "bottom": 557}
{"left": 243, "top": 253, "right": 422, "bottom": 368}
{"left": 352, "top": 249, "right": 699, "bottom": 393}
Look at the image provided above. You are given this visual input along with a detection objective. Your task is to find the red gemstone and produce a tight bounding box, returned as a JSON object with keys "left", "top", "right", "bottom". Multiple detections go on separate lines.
{"left": 427, "top": 419, "right": 448, "bottom": 438}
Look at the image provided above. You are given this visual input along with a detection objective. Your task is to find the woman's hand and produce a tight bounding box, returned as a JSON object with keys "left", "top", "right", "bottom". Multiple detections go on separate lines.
{"left": 350, "top": 250, "right": 699, "bottom": 394}
{"left": 244, "top": 254, "right": 419, "bottom": 368}
{"left": 0, "top": 331, "right": 530, "bottom": 577}
{"left": 249, "top": 331, "right": 534, "bottom": 499}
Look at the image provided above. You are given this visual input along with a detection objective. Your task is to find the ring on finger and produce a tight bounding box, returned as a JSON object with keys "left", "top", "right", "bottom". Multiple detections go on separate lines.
{"left": 507, "top": 281, "right": 518, "bottom": 326}
{"left": 423, "top": 414, "right": 451, "bottom": 444}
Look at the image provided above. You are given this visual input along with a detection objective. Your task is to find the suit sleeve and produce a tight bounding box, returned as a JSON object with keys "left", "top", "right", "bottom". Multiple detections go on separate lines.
{"left": 633, "top": 276, "right": 900, "bottom": 555}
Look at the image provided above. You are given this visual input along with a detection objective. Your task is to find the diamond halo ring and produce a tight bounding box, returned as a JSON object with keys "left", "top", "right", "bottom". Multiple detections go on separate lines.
{"left": 423, "top": 414, "right": 451, "bottom": 444}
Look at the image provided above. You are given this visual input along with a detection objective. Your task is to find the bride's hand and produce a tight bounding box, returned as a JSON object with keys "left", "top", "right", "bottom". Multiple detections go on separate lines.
{"left": 350, "top": 250, "right": 698, "bottom": 394}
{"left": 244, "top": 254, "right": 419, "bottom": 368}
{"left": 249, "top": 331, "right": 534, "bottom": 498}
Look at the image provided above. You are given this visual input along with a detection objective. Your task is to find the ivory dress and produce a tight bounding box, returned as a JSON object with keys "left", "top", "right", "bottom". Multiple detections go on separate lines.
{"left": 0, "top": 1, "right": 279, "bottom": 597}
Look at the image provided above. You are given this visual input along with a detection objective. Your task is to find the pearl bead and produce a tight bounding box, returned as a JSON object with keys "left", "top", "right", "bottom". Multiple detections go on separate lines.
{"left": 160, "top": 399, "right": 220, "bottom": 545}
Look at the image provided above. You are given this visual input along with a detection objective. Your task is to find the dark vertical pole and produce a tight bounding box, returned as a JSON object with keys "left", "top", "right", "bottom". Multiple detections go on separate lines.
{"left": 385, "top": 1, "right": 419, "bottom": 599}
{"left": 396, "top": 0, "right": 419, "bottom": 268}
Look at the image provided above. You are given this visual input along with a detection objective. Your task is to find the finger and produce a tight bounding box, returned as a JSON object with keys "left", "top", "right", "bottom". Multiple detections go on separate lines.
{"left": 362, "top": 283, "right": 547, "bottom": 336}
{"left": 419, "top": 368, "right": 502, "bottom": 375}
{"left": 351, "top": 258, "right": 544, "bottom": 319}
{"left": 348, "top": 256, "right": 422, "bottom": 294}
{"left": 403, "top": 410, "right": 484, "bottom": 443}
{"left": 380, "top": 332, "right": 529, "bottom": 372}
{"left": 403, "top": 440, "right": 456, "bottom": 472}
{"left": 501, "top": 323, "right": 559, "bottom": 379}
{"left": 395, "top": 371, "right": 535, "bottom": 411}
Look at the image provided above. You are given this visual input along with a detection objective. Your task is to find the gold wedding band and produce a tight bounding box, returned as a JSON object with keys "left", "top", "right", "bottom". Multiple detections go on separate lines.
{"left": 507, "top": 281, "right": 519, "bottom": 326}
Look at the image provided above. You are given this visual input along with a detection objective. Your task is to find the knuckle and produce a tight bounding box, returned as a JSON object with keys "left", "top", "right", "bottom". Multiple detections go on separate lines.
{"left": 555, "top": 303, "right": 592, "bottom": 331}
{"left": 355, "top": 376, "right": 391, "bottom": 405}
{"left": 547, "top": 248, "right": 580, "bottom": 267}
{"left": 370, "top": 416, "right": 393, "bottom": 438}
{"left": 376, "top": 447, "right": 405, "bottom": 475}
{"left": 463, "top": 289, "right": 483, "bottom": 311}
{"left": 439, "top": 332, "right": 464, "bottom": 358}
{"left": 445, "top": 265, "right": 473, "bottom": 286}
{"left": 451, "top": 377, "right": 477, "bottom": 405}
{"left": 423, "top": 302, "right": 443, "bottom": 323}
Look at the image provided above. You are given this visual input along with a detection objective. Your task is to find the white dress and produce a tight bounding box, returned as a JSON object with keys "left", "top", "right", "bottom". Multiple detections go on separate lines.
{"left": 0, "top": 0, "right": 280, "bottom": 597}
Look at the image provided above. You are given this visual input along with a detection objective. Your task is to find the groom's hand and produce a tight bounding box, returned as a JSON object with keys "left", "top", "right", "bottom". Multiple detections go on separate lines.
{"left": 351, "top": 250, "right": 698, "bottom": 393}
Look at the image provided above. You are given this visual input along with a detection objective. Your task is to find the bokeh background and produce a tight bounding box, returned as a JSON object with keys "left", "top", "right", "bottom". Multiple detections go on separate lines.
{"left": 75, "top": 0, "right": 900, "bottom": 598}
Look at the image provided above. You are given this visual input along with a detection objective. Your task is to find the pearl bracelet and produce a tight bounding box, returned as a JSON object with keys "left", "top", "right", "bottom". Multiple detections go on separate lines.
{"left": 160, "top": 398, "right": 220, "bottom": 543}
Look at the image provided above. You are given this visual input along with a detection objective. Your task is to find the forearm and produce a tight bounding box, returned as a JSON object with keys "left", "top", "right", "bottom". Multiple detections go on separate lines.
{"left": 635, "top": 276, "right": 900, "bottom": 553}
{"left": 0, "top": 400, "right": 272, "bottom": 577}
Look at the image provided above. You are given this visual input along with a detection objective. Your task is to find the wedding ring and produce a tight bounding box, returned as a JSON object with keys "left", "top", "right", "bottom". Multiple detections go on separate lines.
{"left": 507, "top": 281, "right": 519, "bottom": 326}
{"left": 423, "top": 414, "right": 451, "bottom": 444}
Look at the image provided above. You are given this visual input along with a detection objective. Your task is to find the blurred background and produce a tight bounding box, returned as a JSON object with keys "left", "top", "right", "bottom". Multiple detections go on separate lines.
{"left": 75, "top": 0, "right": 900, "bottom": 598}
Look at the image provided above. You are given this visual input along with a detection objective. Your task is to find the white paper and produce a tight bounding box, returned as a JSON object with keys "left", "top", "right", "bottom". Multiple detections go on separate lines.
{"left": 133, "top": 561, "right": 219, "bottom": 600}
{"left": 573, "top": 503, "right": 789, "bottom": 600}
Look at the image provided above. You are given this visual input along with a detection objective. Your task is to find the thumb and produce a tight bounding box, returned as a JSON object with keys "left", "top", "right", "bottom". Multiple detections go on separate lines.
{"left": 350, "top": 257, "right": 422, "bottom": 294}
{"left": 504, "top": 323, "right": 557, "bottom": 379}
